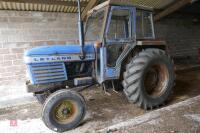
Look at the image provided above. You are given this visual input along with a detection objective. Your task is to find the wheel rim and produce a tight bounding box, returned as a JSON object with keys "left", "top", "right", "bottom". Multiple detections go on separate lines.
{"left": 144, "top": 63, "right": 169, "bottom": 98}
{"left": 53, "top": 100, "right": 78, "bottom": 124}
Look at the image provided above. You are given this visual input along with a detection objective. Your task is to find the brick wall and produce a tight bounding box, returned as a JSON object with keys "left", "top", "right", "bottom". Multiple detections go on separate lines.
{"left": 155, "top": 13, "right": 200, "bottom": 57}
{"left": 0, "top": 10, "right": 199, "bottom": 84}
{"left": 0, "top": 11, "right": 79, "bottom": 84}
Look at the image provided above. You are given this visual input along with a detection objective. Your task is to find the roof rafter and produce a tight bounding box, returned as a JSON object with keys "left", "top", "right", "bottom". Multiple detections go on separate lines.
{"left": 82, "top": 0, "right": 98, "bottom": 20}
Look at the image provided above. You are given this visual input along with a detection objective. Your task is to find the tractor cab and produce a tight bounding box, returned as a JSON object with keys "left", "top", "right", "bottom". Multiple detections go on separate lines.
{"left": 84, "top": 1, "right": 155, "bottom": 83}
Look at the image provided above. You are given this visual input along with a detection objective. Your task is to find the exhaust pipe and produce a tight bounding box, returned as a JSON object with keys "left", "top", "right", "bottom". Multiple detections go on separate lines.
{"left": 77, "top": 0, "right": 85, "bottom": 60}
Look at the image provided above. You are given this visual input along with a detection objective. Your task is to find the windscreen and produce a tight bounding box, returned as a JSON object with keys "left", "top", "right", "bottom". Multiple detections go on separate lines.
{"left": 85, "top": 10, "right": 105, "bottom": 42}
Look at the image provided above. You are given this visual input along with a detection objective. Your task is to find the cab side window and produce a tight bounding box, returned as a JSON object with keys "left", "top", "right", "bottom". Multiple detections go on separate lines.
{"left": 136, "top": 10, "right": 154, "bottom": 39}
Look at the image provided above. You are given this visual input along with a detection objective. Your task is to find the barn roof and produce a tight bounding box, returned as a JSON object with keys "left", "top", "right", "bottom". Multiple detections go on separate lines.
{"left": 0, "top": 0, "right": 175, "bottom": 13}
{"left": 0, "top": 0, "right": 197, "bottom": 21}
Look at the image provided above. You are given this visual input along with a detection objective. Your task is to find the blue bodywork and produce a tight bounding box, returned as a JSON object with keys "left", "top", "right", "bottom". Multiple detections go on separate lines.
{"left": 24, "top": 44, "right": 95, "bottom": 85}
{"left": 25, "top": 44, "right": 95, "bottom": 56}
{"left": 97, "top": 6, "right": 136, "bottom": 83}
{"left": 24, "top": 5, "right": 137, "bottom": 86}
{"left": 28, "top": 62, "right": 68, "bottom": 84}
{"left": 24, "top": 44, "right": 95, "bottom": 64}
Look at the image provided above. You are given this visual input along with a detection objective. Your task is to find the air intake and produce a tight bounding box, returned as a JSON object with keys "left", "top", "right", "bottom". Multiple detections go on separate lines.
{"left": 29, "top": 62, "right": 67, "bottom": 84}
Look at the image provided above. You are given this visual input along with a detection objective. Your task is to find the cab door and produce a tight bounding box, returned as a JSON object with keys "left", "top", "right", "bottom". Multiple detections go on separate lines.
{"left": 101, "top": 6, "right": 136, "bottom": 81}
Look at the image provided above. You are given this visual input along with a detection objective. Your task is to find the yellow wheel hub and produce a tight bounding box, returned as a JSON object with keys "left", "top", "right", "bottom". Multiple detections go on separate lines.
{"left": 53, "top": 100, "right": 77, "bottom": 124}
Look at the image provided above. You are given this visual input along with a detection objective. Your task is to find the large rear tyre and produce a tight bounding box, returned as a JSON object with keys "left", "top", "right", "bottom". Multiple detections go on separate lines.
{"left": 123, "top": 49, "right": 175, "bottom": 109}
{"left": 42, "top": 90, "right": 86, "bottom": 132}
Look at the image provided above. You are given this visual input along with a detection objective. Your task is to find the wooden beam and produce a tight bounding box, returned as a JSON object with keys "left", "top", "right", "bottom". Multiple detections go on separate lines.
{"left": 0, "top": 0, "right": 88, "bottom": 7}
{"left": 154, "top": 0, "right": 192, "bottom": 21}
{"left": 82, "top": 0, "right": 98, "bottom": 20}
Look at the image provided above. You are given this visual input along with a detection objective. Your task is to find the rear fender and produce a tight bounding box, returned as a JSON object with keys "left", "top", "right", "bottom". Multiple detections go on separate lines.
{"left": 136, "top": 40, "right": 167, "bottom": 51}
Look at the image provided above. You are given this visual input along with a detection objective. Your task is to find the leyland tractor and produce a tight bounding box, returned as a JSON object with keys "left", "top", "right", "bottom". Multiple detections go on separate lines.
{"left": 24, "top": 0, "right": 175, "bottom": 132}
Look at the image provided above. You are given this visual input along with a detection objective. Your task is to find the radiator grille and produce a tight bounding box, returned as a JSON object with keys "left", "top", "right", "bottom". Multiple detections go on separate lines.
{"left": 29, "top": 62, "right": 67, "bottom": 84}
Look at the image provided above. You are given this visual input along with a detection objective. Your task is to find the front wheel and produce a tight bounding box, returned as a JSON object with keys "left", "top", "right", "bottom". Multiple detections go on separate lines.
{"left": 42, "top": 90, "right": 86, "bottom": 132}
{"left": 123, "top": 49, "right": 175, "bottom": 109}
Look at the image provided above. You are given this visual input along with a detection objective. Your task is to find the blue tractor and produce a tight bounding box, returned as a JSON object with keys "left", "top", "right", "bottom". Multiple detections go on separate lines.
{"left": 24, "top": 0, "right": 175, "bottom": 132}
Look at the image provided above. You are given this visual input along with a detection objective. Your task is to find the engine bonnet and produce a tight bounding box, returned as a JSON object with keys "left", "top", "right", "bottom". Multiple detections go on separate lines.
{"left": 25, "top": 44, "right": 94, "bottom": 56}
{"left": 24, "top": 44, "right": 95, "bottom": 64}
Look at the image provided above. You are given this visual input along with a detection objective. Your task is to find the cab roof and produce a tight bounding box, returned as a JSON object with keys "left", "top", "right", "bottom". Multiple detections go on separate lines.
{"left": 88, "top": 0, "right": 153, "bottom": 15}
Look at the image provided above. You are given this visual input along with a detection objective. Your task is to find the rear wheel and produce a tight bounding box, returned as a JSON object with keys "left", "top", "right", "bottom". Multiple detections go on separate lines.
{"left": 42, "top": 90, "right": 86, "bottom": 132}
{"left": 123, "top": 48, "right": 174, "bottom": 109}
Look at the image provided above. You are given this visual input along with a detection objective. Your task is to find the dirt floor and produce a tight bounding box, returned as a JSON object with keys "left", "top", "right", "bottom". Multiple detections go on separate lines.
{"left": 0, "top": 69, "right": 199, "bottom": 132}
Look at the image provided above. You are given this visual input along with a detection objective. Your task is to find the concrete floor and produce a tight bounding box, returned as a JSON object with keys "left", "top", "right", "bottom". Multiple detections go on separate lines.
{"left": 0, "top": 69, "right": 199, "bottom": 133}
{"left": 101, "top": 95, "right": 200, "bottom": 133}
